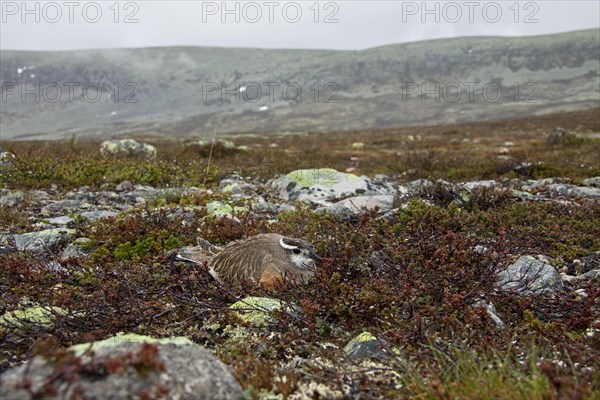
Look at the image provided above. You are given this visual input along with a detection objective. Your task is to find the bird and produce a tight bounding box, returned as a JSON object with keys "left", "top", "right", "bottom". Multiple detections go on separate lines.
{"left": 176, "top": 233, "right": 321, "bottom": 287}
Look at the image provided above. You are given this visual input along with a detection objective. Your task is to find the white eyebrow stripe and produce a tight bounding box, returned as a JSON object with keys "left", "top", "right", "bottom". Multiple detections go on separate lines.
{"left": 279, "top": 238, "right": 297, "bottom": 250}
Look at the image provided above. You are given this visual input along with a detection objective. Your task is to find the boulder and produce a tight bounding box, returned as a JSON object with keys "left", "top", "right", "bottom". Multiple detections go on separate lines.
{"left": 271, "top": 168, "right": 395, "bottom": 206}
{"left": 10, "top": 228, "right": 75, "bottom": 252}
{"left": 100, "top": 139, "right": 157, "bottom": 158}
{"left": 0, "top": 334, "right": 243, "bottom": 400}
{"left": 497, "top": 255, "right": 562, "bottom": 295}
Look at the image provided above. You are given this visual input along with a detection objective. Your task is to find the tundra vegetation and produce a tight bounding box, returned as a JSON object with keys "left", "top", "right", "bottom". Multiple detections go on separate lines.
{"left": 0, "top": 108, "right": 599, "bottom": 399}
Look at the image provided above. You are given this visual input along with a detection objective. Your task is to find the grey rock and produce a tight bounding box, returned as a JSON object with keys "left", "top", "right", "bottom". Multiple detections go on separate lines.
{"left": 41, "top": 200, "right": 88, "bottom": 215}
{"left": 472, "top": 301, "right": 506, "bottom": 330}
{"left": 583, "top": 177, "right": 600, "bottom": 188}
{"left": 511, "top": 189, "right": 537, "bottom": 201}
{"left": 0, "top": 191, "right": 23, "bottom": 207}
{"left": 116, "top": 180, "right": 133, "bottom": 192}
{"left": 80, "top": 210, "right": 118, "bottom": 220}
{"left": 11, "top": 228, "right": 75, "bottom": 252}
{"left": 100, "top": 139, "right": 157, "bottom": 158}
{"left": 497, "top": 255, "right": 562, "bottom": 295}
{"left": 462, "top": 180, "right": 497, "bottom": 190}
{"left": 61, "top": 238, "right": 94, "bottom": 260}
{"left": 219, "top": 178, "right": 257, "bottom": 195}
{"left": 0, "top": 334, "right": 243, "bottom": 400}
{"left": 251, "top": 199, "right": 279, "bottom": 214}
{"left": 547, "top": 184, "right": 600, "bottom": 199}
{"left": 568, "top": 252, "right": 600, "bottom": 275}
{"left": 343, "top": 332, "right": 399, "bottom": 361}
{"left": 186, "top": 138, "right": 236, "bottom": 150}
{"left": 406, "top": 179, "right": 434, "bottom": 191}
{"left": 31, "top": 190, "right": 50, "bottom": 201}
{"left": 45, "top": 215, "right": 75, "bottom": 226}
{"left": 322, "top": 195, "right": 395, "bottom": 217}
{"left": 271, "top": 168, "right": 396, "bottom": 206}
{"left": 65, "top": 191, "right": 97, "bottom": 201}
{"left": 521, "top": 178, "right": 560, "bottom": 191}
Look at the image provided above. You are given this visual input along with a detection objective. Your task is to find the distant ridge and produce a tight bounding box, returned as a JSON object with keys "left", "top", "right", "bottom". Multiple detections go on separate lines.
{"left": 1, "top": 28, "right": 598, "bottom": 140}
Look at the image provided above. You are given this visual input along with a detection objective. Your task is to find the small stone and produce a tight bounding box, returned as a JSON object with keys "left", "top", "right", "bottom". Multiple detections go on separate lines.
{"left": 80, "top": 210, "right": 118, "bottom": 220}
{"left": 45, "top": 216, "right": 75, "bottom": 226}
{"left": 583, "top": 177, "right": 600, "bottom": 188}
{"left": 343, "top": 331, "right": 399, "bottom": 361}
{"left": 60, "top": 237, "right": 94, "bottom": 260}
{"left": 116, "top": 180, "right": 134, "bottom": 192}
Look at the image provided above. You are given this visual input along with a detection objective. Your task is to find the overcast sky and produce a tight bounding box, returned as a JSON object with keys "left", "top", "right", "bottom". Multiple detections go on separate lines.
{"left": 1, "top": 1, "right": 599, "bottom": 51}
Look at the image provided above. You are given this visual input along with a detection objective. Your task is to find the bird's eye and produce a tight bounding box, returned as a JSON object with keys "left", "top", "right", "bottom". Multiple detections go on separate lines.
{"left": 293, "top": 249, "right": 301, "bottom": 254}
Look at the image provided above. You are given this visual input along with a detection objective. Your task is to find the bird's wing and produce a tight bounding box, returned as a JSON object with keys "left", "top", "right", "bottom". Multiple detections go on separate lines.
{"left": 258, "top": 254, "right": 290, "bottom": 287}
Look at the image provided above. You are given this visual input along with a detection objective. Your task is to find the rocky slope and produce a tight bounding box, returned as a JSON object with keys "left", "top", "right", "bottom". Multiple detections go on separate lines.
{"left": 1, "top": 29, "right": 598, "bottom": 140}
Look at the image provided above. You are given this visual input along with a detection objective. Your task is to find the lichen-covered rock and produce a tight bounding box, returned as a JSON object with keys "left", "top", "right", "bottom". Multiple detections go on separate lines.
{"left": 343, "top": 332, "right": 400, "bottom": 361}
{"left": 230, "top": 297, "right": 282, "bottom": 326}
{"left": 497, "top": 255, "right": 562, "bottom": 295}
{"left": 0, "top": 148, "right": 15, "bottom": 168}
{"left": 271, "top": 168, "right": 395, "bottom": 206}
{"left": 0, "top": 334, "right": 243, "bottom": 400}
{"left": 11, "top": 228, "right": 75, "bottom": 252}
{"left": 0, "top": 306, "right": 66, "bottom": 331}
{"left": 206, "top": 201, "right": 248, "bottom": 218}
{"left": 100, "top": 139, "right": 157, "bottom": 158}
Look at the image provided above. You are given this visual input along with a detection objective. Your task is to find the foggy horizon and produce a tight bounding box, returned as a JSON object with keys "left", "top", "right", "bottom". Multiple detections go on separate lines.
{"left": 1, "top": 1, "right": 599, "bottom": 51}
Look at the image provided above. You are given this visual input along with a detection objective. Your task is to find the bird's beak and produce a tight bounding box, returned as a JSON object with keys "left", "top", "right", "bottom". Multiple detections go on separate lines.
{"left": 314, "top": 255, "right": 323, "bottom": 262}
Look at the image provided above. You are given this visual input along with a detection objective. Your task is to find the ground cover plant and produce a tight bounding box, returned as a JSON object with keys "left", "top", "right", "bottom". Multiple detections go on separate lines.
{"left": 0, "top": 108, "right": 599, "bottom": 399}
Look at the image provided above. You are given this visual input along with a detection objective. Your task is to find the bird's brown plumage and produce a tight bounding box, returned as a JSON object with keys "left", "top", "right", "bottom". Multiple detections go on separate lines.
{"left": 178, "top": 233, "right": 320, "bottom": 287}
